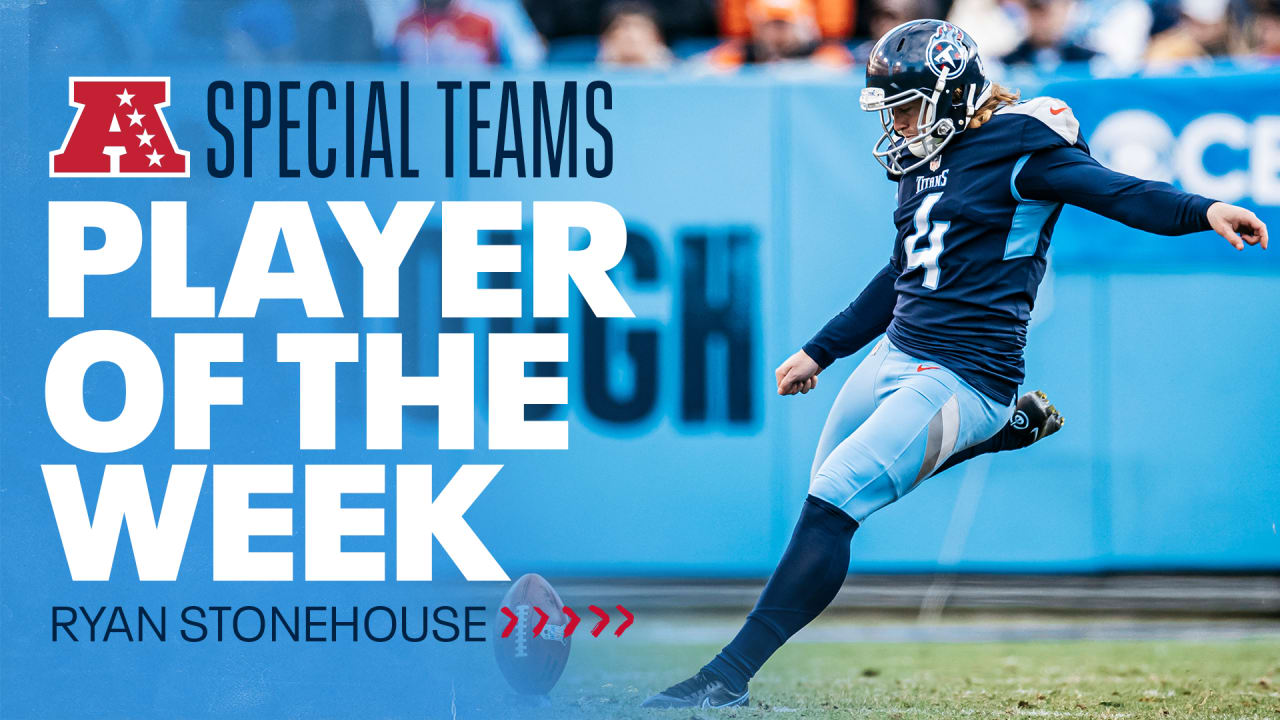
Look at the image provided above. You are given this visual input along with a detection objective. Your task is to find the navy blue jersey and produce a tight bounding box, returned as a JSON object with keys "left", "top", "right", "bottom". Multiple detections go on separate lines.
{"left": 804, "top": 97, "right": 1215, "bottom": 403}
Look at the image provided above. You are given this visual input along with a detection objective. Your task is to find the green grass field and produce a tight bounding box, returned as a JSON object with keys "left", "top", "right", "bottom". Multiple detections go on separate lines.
{"left": 547, "top": 634, "right": 1280, "bottom": 719}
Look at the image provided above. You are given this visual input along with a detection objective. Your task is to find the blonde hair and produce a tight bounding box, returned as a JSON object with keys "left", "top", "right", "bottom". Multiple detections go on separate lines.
{"left": 967, "top": 83, "right": 1021, "bottom": 129}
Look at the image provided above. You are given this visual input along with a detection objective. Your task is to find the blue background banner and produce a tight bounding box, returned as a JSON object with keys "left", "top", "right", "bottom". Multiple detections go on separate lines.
{"left": 2, "top": 38, "right": 1278, "bottom": 718}
{"left": 6, "top": 70, "right": 1279, "bottom": 581}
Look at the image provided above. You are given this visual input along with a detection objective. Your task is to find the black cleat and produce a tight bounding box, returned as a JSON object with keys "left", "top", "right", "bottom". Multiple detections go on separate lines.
{"left": 931, "top": 389, "right": 1064, "bottom": 477}
{"left": 640, "top": 671, "right": 749, "bottom": 709}
{"left": 1007, "top": 389, "right": 1064, "bottom": 449}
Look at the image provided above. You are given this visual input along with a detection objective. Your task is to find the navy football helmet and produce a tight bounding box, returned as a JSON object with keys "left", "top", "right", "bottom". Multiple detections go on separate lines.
{"left": 861, "top": 19, "right": 990, "bottom": 175}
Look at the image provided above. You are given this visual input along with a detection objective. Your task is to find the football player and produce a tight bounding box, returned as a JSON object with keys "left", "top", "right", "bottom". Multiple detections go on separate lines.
{"left": 643, "top": 19, "right": 1267, "bottom": 709}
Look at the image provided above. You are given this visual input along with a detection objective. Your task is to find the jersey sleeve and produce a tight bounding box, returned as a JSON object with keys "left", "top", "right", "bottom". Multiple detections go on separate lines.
{"left": 1015, "top": 145, "right": 1215, "bottom": 235}
{"left": 801, "top": 262, "right": 897, "bottom": 368}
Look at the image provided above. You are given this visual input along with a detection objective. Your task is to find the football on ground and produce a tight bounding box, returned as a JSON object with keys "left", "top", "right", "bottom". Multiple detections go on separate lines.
{"left": 494, "top": 573, "right": 572, "bottom": 695}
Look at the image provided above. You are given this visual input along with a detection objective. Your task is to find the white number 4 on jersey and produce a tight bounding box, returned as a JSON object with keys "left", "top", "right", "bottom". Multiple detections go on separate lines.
{"left": 905, "top": 192, "right": 948, "bottom": 290}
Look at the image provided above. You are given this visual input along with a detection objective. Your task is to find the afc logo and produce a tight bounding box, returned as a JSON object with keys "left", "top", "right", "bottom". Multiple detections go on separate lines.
{"left": 50, "top": 76, "right": 189, "bottom": 178}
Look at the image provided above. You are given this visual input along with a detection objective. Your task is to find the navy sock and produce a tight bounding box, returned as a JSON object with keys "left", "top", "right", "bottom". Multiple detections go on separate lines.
{"left": 702, "top": 495, "right": 858, "bottom": 692}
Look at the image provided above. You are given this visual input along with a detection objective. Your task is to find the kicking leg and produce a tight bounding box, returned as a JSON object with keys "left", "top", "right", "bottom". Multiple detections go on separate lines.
{"left": 641, "top": 342, "right": 890, "bottom": 710}
{"left": 932, "top": 389, "right": 1064, "bottom": 476}
{"left": 642, "top": 344, "right": 1009, "bottom": 708}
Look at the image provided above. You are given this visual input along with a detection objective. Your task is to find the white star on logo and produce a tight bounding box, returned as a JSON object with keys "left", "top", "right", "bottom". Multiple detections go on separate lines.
{"left": 126, "top": 110, "right": 145, "bottom": 127}
{"left": 116, "top": 88, "right": 135, "bottom": 106}
{"left": 146, "top": 151, "right": 165, "bottom": 167}
{"left": 136, "top": 129, "right": 155, "bottom": 147}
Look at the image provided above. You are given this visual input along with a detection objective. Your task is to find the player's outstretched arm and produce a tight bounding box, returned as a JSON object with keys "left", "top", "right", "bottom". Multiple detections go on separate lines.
{"left": 1207, "top": 202, "right": 1269, "bottom": 251}
{"left": 1016, "top": 146, "right": 1269, "bottom": 246}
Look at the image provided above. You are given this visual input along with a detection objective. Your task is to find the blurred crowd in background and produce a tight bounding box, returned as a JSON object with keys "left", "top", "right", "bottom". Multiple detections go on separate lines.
{"left": 31, "top": 0, "right": 1280, "bottom": 76}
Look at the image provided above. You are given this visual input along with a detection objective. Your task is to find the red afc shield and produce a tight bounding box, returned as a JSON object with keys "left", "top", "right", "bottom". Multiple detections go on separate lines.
{"left": 50, "top": 76, "right": 190, "bottom": 178}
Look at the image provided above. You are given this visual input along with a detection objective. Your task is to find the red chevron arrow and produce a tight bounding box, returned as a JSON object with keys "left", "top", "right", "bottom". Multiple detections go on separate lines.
{"left": 614, "top": 605, "right": 634, "bottom": 637}
{"left": 499, "top": 606, "right": 518, "bottom": 639}
{"left": 562, "top": 606, "right": 580, "bottom": 638}
{"left": 588, "top": 604, "right": 610, "bottom": 637}
{"left": 531, "top": 606, "right": 549, "bottom": 638}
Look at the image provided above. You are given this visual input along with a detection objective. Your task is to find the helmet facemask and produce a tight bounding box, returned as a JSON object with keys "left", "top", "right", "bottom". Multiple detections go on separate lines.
{"left": 861, "top": 76, "right": 986, "bottom": 176}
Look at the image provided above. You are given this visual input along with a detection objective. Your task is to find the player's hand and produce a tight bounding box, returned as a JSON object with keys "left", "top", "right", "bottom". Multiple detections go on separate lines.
{"left": 775, "top": 349, "right": 821, "bottom": 396}
{"left": 1208, "top": 202, "right": 1268, "bottom": 251}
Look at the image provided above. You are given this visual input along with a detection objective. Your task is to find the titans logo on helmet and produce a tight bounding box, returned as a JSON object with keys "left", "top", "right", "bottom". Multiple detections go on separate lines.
{"left": 925, "top": 24, "right": 969, "bottom": 79}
